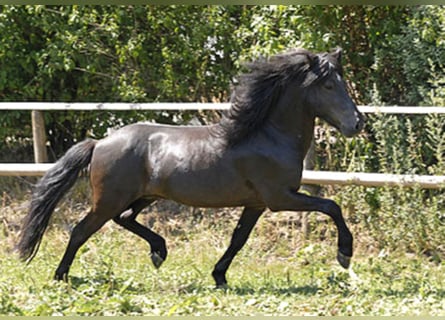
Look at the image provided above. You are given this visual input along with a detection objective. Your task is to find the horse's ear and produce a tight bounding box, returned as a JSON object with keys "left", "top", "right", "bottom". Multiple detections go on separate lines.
{"left": 306, "top": 52, "right": 318, "bottom": 67}
{"left": 331, "top": 47, "right": 342, "bottom": 63}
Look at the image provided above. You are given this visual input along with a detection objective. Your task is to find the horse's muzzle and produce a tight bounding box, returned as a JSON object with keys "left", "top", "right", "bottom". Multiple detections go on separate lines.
{"left": 343, "top": 112, "right": 365, "bottom": 137}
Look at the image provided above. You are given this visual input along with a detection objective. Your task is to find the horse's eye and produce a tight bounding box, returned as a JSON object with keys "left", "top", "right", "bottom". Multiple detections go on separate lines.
{"left": 324, "top": 81, "right": 334, "bottom": 90}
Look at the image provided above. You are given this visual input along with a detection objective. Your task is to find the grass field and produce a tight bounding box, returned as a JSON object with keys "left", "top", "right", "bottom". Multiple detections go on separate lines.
{"left": 1, "top": 188, "right": 444, "bottom": 316}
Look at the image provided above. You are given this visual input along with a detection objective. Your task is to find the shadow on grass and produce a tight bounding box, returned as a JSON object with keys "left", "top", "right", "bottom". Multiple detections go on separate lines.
{"left": 66, "top": 271, "right": 323, "bottom": 297}
{"left": 68, "top": 274, "right": 145, "bottom": 294}
{"left": 231, "top": 285, "right": 321, "bottom": 296}
{"left": 175, "top": 281, "right": 320, "bottom": 297}
{"left": 66, "top": 272, "right": 445, "bottom": 301}
{"left": 373, "top": 287, "right": 445, "bottom": 299}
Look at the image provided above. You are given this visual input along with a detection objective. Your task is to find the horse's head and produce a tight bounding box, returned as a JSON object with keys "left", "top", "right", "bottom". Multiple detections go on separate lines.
{"left": 220, "top": 48, "right": 364, "bottom": 145}
{"left": 307, "top": 48, "right": 364, "bottom": 137}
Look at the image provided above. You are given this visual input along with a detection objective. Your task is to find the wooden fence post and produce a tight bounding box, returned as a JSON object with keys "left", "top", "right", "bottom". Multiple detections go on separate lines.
{"left": 31, "top": 110, "right": 48, "bottom": 163}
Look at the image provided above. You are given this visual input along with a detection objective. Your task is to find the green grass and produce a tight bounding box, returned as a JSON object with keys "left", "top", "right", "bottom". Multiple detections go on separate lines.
{"left": 1, "top": 198, "right": 444, "bottom": 316}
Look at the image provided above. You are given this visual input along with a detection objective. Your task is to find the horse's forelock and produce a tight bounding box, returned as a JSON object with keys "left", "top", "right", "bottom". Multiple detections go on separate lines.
{"left": 301, "top": 52, "right": 341, "bottom": 87}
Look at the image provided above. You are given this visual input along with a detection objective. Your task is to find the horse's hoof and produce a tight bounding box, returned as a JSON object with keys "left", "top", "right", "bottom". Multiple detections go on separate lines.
{"left": 151, "top": 251, "right": 164, "bottom": 269}
{"left": 215, "top": 282, "right": 229, "bottom": 290}
{"left": 212, "top": 270, "right": 228, "bottom": 289}
{"left": 337, "top": 251, "right": 351, "bottom": 269}
{"left": 54, "top": 272, "right": 68, "bottom": 282}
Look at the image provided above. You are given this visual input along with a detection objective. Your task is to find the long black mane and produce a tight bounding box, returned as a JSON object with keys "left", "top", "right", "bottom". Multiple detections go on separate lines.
{"left": 219, "top": 48, "right": 342, "bottom": 145}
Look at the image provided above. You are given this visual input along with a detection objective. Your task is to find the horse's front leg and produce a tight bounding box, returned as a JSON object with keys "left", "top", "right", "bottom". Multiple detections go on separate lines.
{"left": 268, "top": 191, "right": 353, "bottom": 268}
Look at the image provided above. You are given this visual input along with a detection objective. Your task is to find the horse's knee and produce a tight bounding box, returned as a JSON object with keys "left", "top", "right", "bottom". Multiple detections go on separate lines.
{"left": 321, "top": 199, "right": 342, "bottom": 218}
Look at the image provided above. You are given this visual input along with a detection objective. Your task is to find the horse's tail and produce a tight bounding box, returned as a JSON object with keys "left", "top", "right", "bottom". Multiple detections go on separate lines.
{"left": 17, "top": 138, "right": 97, "bottom": 262}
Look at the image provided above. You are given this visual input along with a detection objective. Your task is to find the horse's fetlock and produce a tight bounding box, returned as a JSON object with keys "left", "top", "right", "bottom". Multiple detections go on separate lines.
{"left": 211, "top": 269, "right": 227, "bottom": 287}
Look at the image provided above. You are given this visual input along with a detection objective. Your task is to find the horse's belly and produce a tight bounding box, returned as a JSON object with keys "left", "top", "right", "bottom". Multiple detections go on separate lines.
{"left": 169, "top": 189, "right": 261, "bottom": 208}
{"left": 152, "top": 170, "right": 263, "bottom": 208}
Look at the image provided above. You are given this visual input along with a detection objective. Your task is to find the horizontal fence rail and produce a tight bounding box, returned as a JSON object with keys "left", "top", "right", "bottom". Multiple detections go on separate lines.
{"left": 0, "top": 102, "right": 230, "bottom": 111}
{"left": 0, "top": 102, "right": 444, "bottom": 113}
{"left": 301, "top": 171, "right": 445, "bottom": 189}
{"left": 1, "top": 102, "right": 445, "bottom": 188}
{"left": 1, "top": 164, "right": 444, "bottom": 189}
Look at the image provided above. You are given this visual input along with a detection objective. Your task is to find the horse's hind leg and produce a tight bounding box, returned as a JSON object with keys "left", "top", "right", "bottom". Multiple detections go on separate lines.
{"left": 54, "top": 210, "right": 110, "bottom": 281}
{"left": 212, "top": 207, "right": 265, "bottom": 287}
{"left": 113, "top": 199, "right": 167, "bottom": 269}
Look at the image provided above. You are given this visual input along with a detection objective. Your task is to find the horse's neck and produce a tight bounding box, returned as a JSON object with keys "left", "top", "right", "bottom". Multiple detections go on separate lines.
{"left": 267, "top": 100, "right": 315, "bottom": 155}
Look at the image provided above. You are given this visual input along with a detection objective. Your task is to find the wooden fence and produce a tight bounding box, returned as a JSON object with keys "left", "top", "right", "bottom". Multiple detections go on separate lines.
{"left": 1, "top": 103, "right": 445, "bottom": 189}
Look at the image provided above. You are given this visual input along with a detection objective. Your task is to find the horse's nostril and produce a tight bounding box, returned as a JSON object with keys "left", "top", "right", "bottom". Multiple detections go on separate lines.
{"left": 353, "top": 112, "right": 366, "bottom": 131}
{"left": 362, "top": 113, "right": 368, "bottom": 122}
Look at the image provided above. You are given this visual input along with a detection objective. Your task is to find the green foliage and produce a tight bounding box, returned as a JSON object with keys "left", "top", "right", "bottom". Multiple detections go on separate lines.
{"left": 371, "top": 6, "right": 445, "bottom": 105}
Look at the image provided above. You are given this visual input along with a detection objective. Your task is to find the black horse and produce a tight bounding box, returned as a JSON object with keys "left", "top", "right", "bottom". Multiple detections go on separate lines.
{"left": 18, "top": 48, "right": 364, "bottom": 287}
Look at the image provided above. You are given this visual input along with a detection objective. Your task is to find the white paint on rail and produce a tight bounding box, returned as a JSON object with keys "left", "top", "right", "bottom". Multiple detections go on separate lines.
{"left": 0, "top": 103, "right": 444, "bottom": 114}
